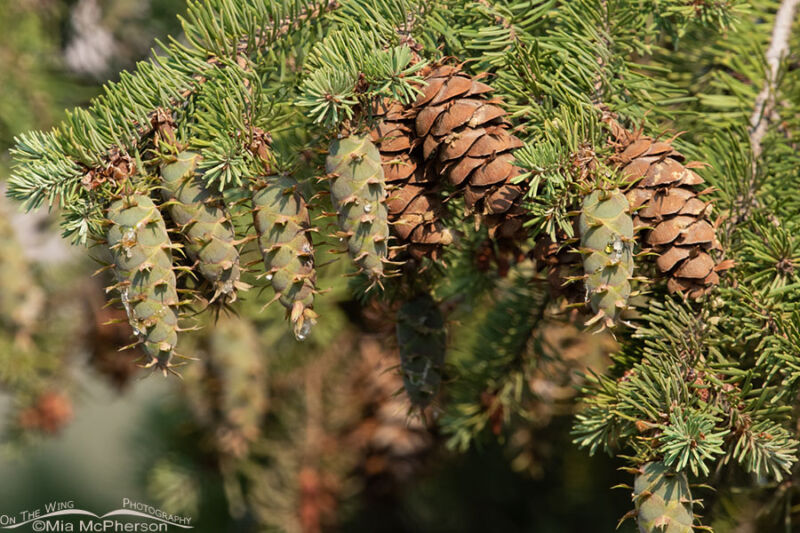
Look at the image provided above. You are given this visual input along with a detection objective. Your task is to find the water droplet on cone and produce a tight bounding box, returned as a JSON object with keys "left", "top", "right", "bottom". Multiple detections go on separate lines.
{"left": 294, "top": 320, "right": 313, "bottom": 341}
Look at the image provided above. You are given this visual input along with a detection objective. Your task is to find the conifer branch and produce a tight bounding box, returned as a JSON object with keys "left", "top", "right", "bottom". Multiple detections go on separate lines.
{"left": 8, "top": 0, "right": 341, "bottom": 240}
{"left": 6, "top": 3, "right": 800, "bottom": 529}
{"left": 129, "top": 0, "right": 342, "bottom": 151}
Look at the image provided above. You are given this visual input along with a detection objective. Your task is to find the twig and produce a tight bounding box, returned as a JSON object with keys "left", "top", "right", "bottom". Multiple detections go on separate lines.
{"left": 395, "top": 4, "right": 428, "bottom": 52}
{"left": 749, "top": 0, "right": 800, "bottom": 160}
{"left": 735, "top": 0, "right": 800, "bottom": 228}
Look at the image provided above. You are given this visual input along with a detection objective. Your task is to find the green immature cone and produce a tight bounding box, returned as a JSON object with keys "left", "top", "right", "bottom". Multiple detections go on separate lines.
{"left": 325, "top": 135, "right": 390, "bottom": 286}
{"left": 578, "top": 189, "right": 635, "bottom": 330}
{"left": 106, "top": 194, "right": 180, "bottom": 373}
{"left": 397, "top": 293, "right": 447, "bottom": 408}
{"left": 184, "top": 316, "right": 268, "bottom": 458}
{"left": 633, "top": 462, "right": 694, "bottom": 533}
{"left": 0, "top": 200, "right": 44, "bottom": 340}
{"left": 252, "top": 176, "right": 318, "bottom": 340}
{"left": 160, "top": 151, "right": 244, "bottom": 303}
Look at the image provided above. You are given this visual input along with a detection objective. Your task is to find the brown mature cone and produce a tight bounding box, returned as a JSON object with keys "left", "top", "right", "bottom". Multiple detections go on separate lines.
{"left": 412, "top": 63, "right": 527, "bottom": 240}
{"left": 609, "top": 124, "right": 733, "bottom": 298}
{"left": 344, "top": 338, "right": 433, "bottom": 490}
{"left": 369, "top": 98, "right": 453, "bottom": 261}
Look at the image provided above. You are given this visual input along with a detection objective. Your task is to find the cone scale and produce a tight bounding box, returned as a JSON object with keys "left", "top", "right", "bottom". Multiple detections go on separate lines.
{"left": 106, "top": 194, "right": 180, "bottom": 372}
{"left": 369, "top": 99, "right": 453, "bottom": 261}
{"left": 633, "top": 462, "right": 694, "bottom": 533}
{"left": 160, "top": 151, "right": 243, "bottom": 303}
{"left": 611, "top": 125, "right": 731, "bottom": 297}
{"left": 412, "top": 64, "right": 526, "bottom": 239}
{"left": 325, "top": 135, "right": 391, "bottom": 284}
{"left": 184, "top": 316, "right": 268, "bottom": 457}
{"left": 578, "top": 189, "right": 635, "bottom": 330}
{"left": 251, "top": 175, "right": 318, "bottom": 340}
